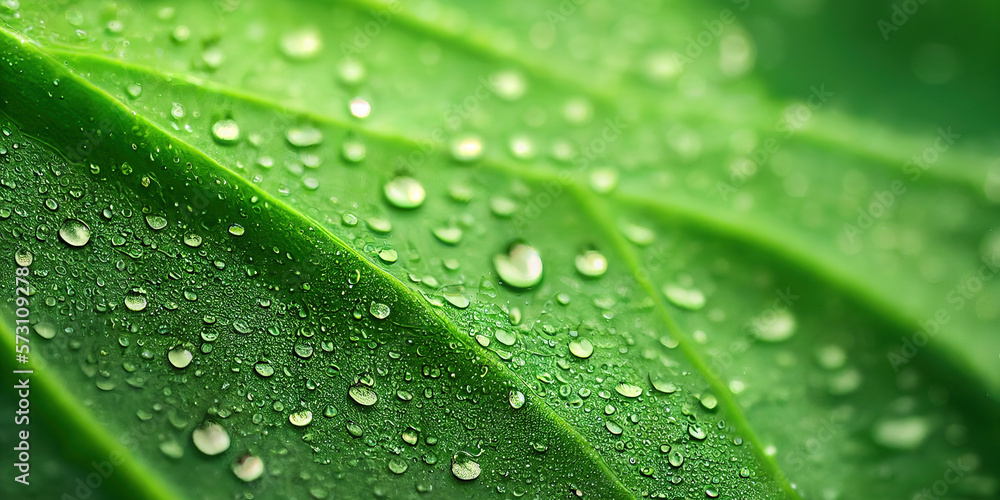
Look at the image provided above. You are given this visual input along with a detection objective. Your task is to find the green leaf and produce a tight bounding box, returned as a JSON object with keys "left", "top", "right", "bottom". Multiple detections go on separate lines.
{"left": 1, "top": 1, "right": 998, "bottom": 499}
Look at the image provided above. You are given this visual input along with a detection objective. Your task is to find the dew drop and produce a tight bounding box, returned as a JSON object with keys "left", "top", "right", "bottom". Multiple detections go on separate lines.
{"left": 509, "top": 390, "right": 525, "bottom": 409}
{"left": 124, "top": 289, "right": 148, "bottom": 312}
{"left": 493, "top": 243, "right": 543, "bottom": 289}
{"left": 490, "top": 70, "right": 527, "bottom": 100}
{"left": 348, "top": 97, "right": 371, "bottom": 118}
{"left": 668, "top": 450, "right": 684, "bottom": 467}
{"left": 58, "top": 219, "right": 91, "bottom": 247}
{"left": 167, "top": 346, "right": 192, "bottom": 369}
{"left": 289, "top": 410, "right": 313, "bottom": 427}
{"left": 280, "top": 28, "right": 322, "bottom": 60}
{"left": 183, "top": 234, "right": 203, "bottom": 248}
{"left": 688, "top": 423, "right": 707, "bottom": 440}
{"left": 192, "top": 422, "right": 230, "bottom": 455}
{"left": 349, "top": 384, "right": 378, "bottom": 406}
{"left": 254, "top": 362, "right": 274, "bottom": 378}
{"left": 663, "top": 284, "right": 706, "bottom": 311}
{"left": 388, "top": 457, "right": 409, "bottom": 475}
{"left": 872, "top": 416, "right": 930, "bottom": 450}
{"left": 752, "top": 309, "right": 797, "bottom": 342}
{"left": 494, "top": 329, "right": 517, "bottom": 346}
{"left": 286, "top": 125, "right": 323, "bottom": 148}
{"left": 228, "top": 224, "right": 245, "bottom": 237}
{"left": 14, "top": 248, "right": 32, "bottom": 267}
{"left": 211, "top": 119, "right": 240, "bottom": 145}
{"left": 369, "top": 302, "right": 390, "bottom": 319}
{"left": 432, "top": 226, "right": 463, "bottom": 245}
{"left": 450, "top": 135, "right": 483, "bottom": 162}
{"left": 145, "top": 214, "right": 168, "bottom": 231}
{"left": 575, "top": 250, "right": 607, "bottom": 278}
{"left": 605, "top": 420, "right": 623, "bottom": 435}
{"left": 232, "top": 455, "right": 264, "bottom": 482}
{"left": 589, "top": 168, "right": 619, "bottom": 194}
{"left": 568, "top": 338, "right": 594, "bottom": 359}
{"left": 615, "top": 383, "right": 642, "bottom": 398}
{"left": 384, "top": 176, "right": 425, "bottom": 209}
{"left": 450, "top": 452, "right": 481, "bottom": 481}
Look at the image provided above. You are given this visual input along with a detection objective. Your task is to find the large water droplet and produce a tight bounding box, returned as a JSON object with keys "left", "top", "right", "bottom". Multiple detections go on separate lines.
{"left": 348, "top": 97, "right": 371, "bottom": 118}
{"left": 280, "top": 28, "right": 322, "bottom": 60}
{"left": 232, "top": 455, "right": 264, "bottom": 482}
{"left": 167, "top": 346, "right": 192, "bottom": 369}
{"left": 450, "top": 135, "right": 483, "bottom": 162}
{"left": 388, "top": 457, "right": 408, "bottom": 475}
{"left": 615, "top": 383, "right": 642, "bottom": 398}
{"left": 872, "top": 416, "right": 930, "bottom": 450}
{"left": 192, "top": 421, "right": 230, "bottom": 455}
{"left": 124, "top": 289, "right": 148, "bottom": 312}
{"left": 450, "top": 452, "right": 481, "bottom": 481}
{"left": 289, "top": 410, "right": 313, "bottom": 427}
{"left": 509, "top": 390, "right": 525, "bottom": 409}
{"left": 145, "top": 214, "right": 168, "bottom": 231}
{"left": 286, "top": 125, "right": 323, "bottom": 147}
{"left": 14, "top": 248, "right": 32, "bottom": 267}
{"left": 493, "top": 243, "right": 543, "bottom": 289}
{"left": 349, "top": 384, "right": 378, "bottom": 406}
{"left": 58, "top": 219, "right": 91, "bottom": 247}
{"left": 575, "top": 250, "right": 607, "bottom": 278}
{"left": 384, "top": 176, "right": 425, "bottom": 209}
{"left": 369, "top": 301, "right": 390, "bottom": 319}
{"left": 211, "top": 119, "right": 240, "bottom": 145}
{"left": 752, "top": 309, "right": 797, "bottom": 342}
{"left": 663, "top": 284, "right": 706, "bottom": 311}
{"left": 568, "top": 338, "right": 594, "bottom": 359}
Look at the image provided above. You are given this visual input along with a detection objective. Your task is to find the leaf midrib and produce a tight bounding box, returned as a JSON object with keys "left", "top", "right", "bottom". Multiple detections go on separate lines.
{"left": 1, "top": 25, "right": 637, "bottom": 499}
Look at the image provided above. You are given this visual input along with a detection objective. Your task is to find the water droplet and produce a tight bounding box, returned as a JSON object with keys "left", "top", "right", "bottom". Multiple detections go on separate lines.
{"left": 211, "top": 119, "right": 240, "bottom": 145}
{"left": 450, "top": 135, "right": 483, "bottom": 162}
{"left": 124, "top": 289, "right": 148, "bottom": 312}
{"left": 706, "top": 486, "right": 720, "bottom": 498}
{"left": 14, "top": 248, "right": 32, "bottom": 267}
{"left": 432, "top": 226, "right": 463, "bottom": 245}
{"left": 35, "top": 323, "right": 55, "bottom": 339}
{"left": 493, "top": 243, "right": 543, "bottom": 289}
{"left": 58, "top": 219, "right": 91, "bottom": 247}
{"left": 575, "top": 250, "right": 607, "bottom": 278}
{"left": 752, "top": 309, "right": 797, "bottom": 342}
{"left": 402, "top": 427, "right": 419, "bottom": 445}
{"left": 815, "top": 345, "right": 847, "bottom": 370}
{"left": 450, "top": 452, "right": 480, "bottom": 480}
{"left": 289, "top": 410, "right": 313, "bottom": 427}
{"left": 126, "top": 83, "right": 142, "bottom": 98}
{"left": 346, "top": 420, "right": 364, "bottom": 438}
{"left": 494, "top": 329, "right": 517, "bottom": 346}
{"left": 688, "top": 423, "right": 707, "bottom": 440}
{"left": 145, "top": 214, "right": 168, "bottom": 231}
{"left": 384, "top": 176, "right": 425, "bottom": 209}
{"left": 615, "top": 383, "right": 642, "bottom": 398}
{"left": 509, "top": 390, "right": 525, "bottom": 409}
{"left": 872, "top": 416, "right": 930, "bottom": 450}
{"left": 228, "top": 224, "right": 245, "bottom": 237}
{"left": 349, "top": 384, "right": 378, "bottom": 406}
{"left": 167, "top": 346, "right": 192, "bottom": 369}
{"left": 286, "top": 126, "right": 323, "bottom": 148}
{"left": 254, "top": 362, "right": 274, "bottom": 377}
{"left": 507, "top": 135, "right": 536, "bottom": 160}
{"left": 348, "top": 97, "right": 371, "bottom": 118}
{"left": 663, "top": 284, "right": 706, "bottom": 311}
{"left": 378, "top": 248, "right": 398, "bottom": 264}
{"left": 589, "top": 168, "right": 619, "bottom": 194}
{"left": 388, "top": 457, "right": 408, "bottom": 475}
{"left": 739, "top": 467, "right": 751, "bottom": 478}
{"left": 605, "top": 421, "right": 623, "bottom": 435}
{"left": 700, "top": 393, "right": 718, "bottom": 410}
{"left": 622, "top": 223, "right": 654, "bottom": 246}
{"left": 337, "top": 58, "right": 366, "bottom": 85}
{"left": 232, "top": 455, "right": 264, "bottom": 482}
{"left": 280, "top": 28, "right": 322, "bottom": 60}
{"left": 490, "top": 70, "right": 527, "bottom": 100}
{"left": 183, "top": 234, "right": 203, "bottom": 248}
{"left": 668, "top": 450, "right": 684, "bottom": 467}
{"left": 369, "top": 302, "right": 390, "bottom": 319}
{"left": 192, "top": 421, "right": 230, "bottom": 455}
{"left": 568, "top": 338, "right": 594, "bottom": 359}
{"left": 342, "top": 135, "right": 367, "bottom": 162}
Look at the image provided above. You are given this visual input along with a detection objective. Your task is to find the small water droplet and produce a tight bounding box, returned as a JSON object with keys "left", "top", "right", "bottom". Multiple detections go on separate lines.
{"left": 286, "top": 125, "right": 323, "bottom": 148}
{"left": 490, "top": 70, "right": 527, "bottom": 100}
{"left": 752, "top": 309, "right": 797, "bottom": 342}
{"left": 58, "top": 219, "right": 91, "bottom": 247}
{"left": 450, "top": 135, "right": 483, "bottom": 162}
{"left": 145, "top": 214, "right": 168, "bottom": 231}
{"left": 872, "top": 416, "right": 930, "bottom": 450}
{"left": 493, "top": 243, "right": 543, "bottom": 289}
{"left": 687, "top": 423, "right": 707, "bottom": 440}
{"left": 605, "top": 421, "right": 623, "bottom": 435}
{"left": 495, "top": 329, "right": 517, "bottom": 346}
{"left": 589, "top": 168, "right": 619, "bottom": 194}
{"left": 254, "top": 362, "right": 274, "bottom": 378}
{"left": 384, "top": 177, "right": 425, "bottom": 209}
{"left": 183, "top": 234, "right": 203, "bottom": 247}
{"left": 668, "top": 450, "right": 684, "bottom": 467}
{"left": 615, "top": 383, "right": 642, "bottom": 398}
{"left": 388, "top": 457, "right": 409, "bottom": 475}
{"left": 432, "top": 226, "right": 463, "bottom": 245}
{"left": 280, "top": 28, "right": 322, "bottom": 60}
{"left": 14, "top": 248, "right": 32, "bottom": 267}
{"left": 192, "top": 421, "right": 230, "bottom": 455}
{"left": 228, "top": 224, "right": 245, "bottom": 237}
